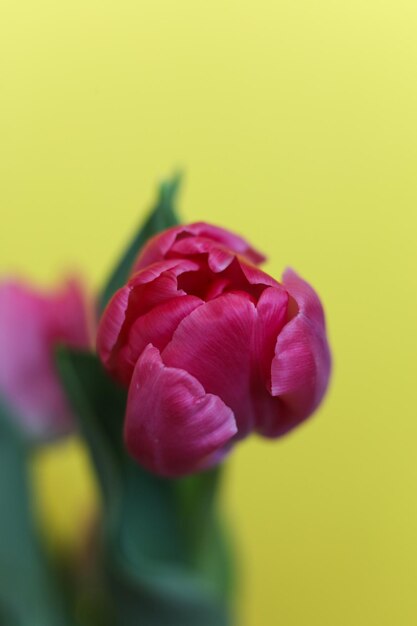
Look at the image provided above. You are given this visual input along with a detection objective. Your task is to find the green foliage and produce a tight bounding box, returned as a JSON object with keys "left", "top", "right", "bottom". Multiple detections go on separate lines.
{"left": 56, "top": 349, "right": 232, "bottom": 626}
{"left": 98, "top": 173, "right": 181, "bottom": 315}
{"left": 55, "top": 175, "right": 234, "bottom": 624}
{"left": 0, "top": 400, "right": 71, "bottom": 626}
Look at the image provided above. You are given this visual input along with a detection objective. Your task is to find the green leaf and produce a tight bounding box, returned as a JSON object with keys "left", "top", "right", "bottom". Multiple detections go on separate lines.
{"left": 55, "top": 348, "right": 187, "bottom": 559}
{"left": 56, "top": 349, "right": 233, "bottom": 625}
{"left": 107, "top": 561, "right": 231, "bottom": 626}
{"left": 176, "top": 469, "right": 235, "bottom": 601}
{"left": 0, "top": 399, "right": 72, "bottom": 626}
{"left": 98, "top": 173, "right": 181, "bottom": 315}
{"left": 55, "top": 349, "right": 191, "bottom": 562}
{"left": 55, "top": 348, "right": 125, "bottom": 539}
{"left": 109, "top": 462, "right": 231, "bottom": 625}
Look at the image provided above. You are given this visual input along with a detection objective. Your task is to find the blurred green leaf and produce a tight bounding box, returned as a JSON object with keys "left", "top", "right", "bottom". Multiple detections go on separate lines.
{"left": 0, "top": 399, "right": 72, "bottom": 626}
{"left": 176, "top": 469, "right": 235, "bottom": 601}
{"left": 55, "top": 349, "right": 189, "bottom": 564}
{"left": 109, "top": 462, "right": 231, "bottom": 625}
{"left": 98, "top": 173, "right": 181, "bottom": 315}
{"left": 55, "top": 348, "right": 124, "bottom": 541}
{"left": 56, "top": 349, "right": 233, "bottom": 625}
{"left": 107, "top": 561, "right": 231, "bottom": 626}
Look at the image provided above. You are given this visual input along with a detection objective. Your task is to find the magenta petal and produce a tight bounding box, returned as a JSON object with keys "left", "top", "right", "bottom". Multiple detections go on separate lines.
{"left": 250, "top": 286, "right": 301, "bottom": 438}
{"left": 97, "top": 259, "right": 201, "bottom": 381}
{"left": 275, "top": 269, "right": 331, "bottom": 420}
{"left": 97, "top": 286, "right": 130, "bottom": 367}
{"left": 129, "top": 258, "right": 199, "bottom": 289}
{"left": 0, "top": 279, "right": 90, "bottom": 437}
{"left": 205, "top": 277, "right": 231, "bottom": 300}
{"left": 186, "top": 223, "right": 265, "bottom": 265}
{"left": 169, "top": 236, "right": 236, "bottom": 272}
{"left": 126, "top": 260, "right": 201, "bottom": 321}
{"left": 267, "top": 314, "right": 331, "bottom": 433}
{"left": 282, "top": 268, "right": 326, "bottom": 327}
{"left": 133, "top": 222, "right": 265, "bottom": 271}
{"left": 115, "top": 295, "right": 204, "bottom": 383}
{"left": 238, "top": 259, "right": 281, "bottom": 289}
{"left": 132, "top": 228, "right": 187, "bottom": 272}
{"left": 162, "top": 294, "right": 258, "bottom": 437}
{"left": 254, "top": 286, "right": 289, "bottom": 383}
{"left": 47, "top": 278, "right": 92, "bottom": 348}
{"left": 124, "top": 345, "right": 237, "bottom": 477}
{"left": 254, "top": 273, "right": 331, "bottom": 437}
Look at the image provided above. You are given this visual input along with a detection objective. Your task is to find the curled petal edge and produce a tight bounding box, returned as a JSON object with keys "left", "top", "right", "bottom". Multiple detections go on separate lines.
{"left": 133, "top": 222, "right": 266, "bottom": 272}
{"left": 124, "top": 344, "right": 237, "bottom": 477}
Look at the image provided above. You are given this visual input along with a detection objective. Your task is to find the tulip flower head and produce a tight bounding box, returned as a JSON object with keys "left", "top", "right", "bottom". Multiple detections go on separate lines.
{"left": 97, "top": 223, "right": 331, "bottom": 477}
{"left": 0, "top": 278, "right": 91, "bottom": 438}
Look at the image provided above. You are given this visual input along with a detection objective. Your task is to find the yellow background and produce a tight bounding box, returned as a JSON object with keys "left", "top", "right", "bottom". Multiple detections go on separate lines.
{"left": 1, "top": 1, "right": 417, "bottom": 624}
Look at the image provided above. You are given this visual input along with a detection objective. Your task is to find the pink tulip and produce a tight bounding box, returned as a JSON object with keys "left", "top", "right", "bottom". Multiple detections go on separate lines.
{"left": 97, "top": 223, "right": 331, "bottom": 477}
{"left": 0, "top": 278, "right": 92, "bottom": 438}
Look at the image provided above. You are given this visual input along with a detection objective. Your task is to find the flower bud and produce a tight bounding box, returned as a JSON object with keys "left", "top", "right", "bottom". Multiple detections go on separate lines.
{"left": 97, "top": 223, "right": 331, "bottom": 476}
{"left": 0, "top": 278, "right": 92, "bottom": 438}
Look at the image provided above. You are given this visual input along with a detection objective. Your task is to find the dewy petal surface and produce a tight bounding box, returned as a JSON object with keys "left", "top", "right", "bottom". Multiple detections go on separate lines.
{"left": 124, "top": 344, "right": 237, "bottom": 477}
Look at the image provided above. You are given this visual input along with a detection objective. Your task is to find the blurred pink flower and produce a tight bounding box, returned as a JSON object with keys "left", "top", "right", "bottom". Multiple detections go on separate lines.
{"left": 97, "top": 223, "right": 331, "bottom": 477}
{"left": 0, "top": 278, "right": 92, "bottom": 438}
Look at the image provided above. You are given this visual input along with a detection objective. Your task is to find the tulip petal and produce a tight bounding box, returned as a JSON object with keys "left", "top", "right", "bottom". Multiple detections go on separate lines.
{"left": 253, "top": 273, "right": 331, "bottom": 437}
{"left": 96, "top": 286, "right": 131, "bottom": 367}
{"left": 115, "top": 295, "right": 204, "bottom": 384}
{"left": 282, "top": 268, "right": 326, "bottom": 327}
{"left": 271, "top": 315, "right": 331, "bottom": 405}
{"left": 278, "top": 271, "right": 331, "bottom": 417}
{"left": 188, "top": 223, "right": 265, "bottom": 265}
{"left": 169, "top": 236, "right": 236, "bottom": 272}
{"left": 129, "top": 258, "right": 199, "bottom": 289}
{"left": 124, "top": 344, "right": 237, "bottom": 477}
{"left": 0, "top": 280, "right": 90, "bottom": 437}
{"left": 254, "top": 286, "right": 289, "bottom": 383}
{"left": 237, "top": 259, "right": 281, "bottom": 290}
{"left": 213, "top": 258, "right": 281, "bottom": 304}
{"left": 97, "top": 258, "right": 200, "bottom": 379}
{"left": 162, "top": 294, "right": 258, "bottom": 437}
{"left": 258, "top": 306, "right": 331, "bottom": 438}
{"left": 205, "top": 277, "right": 231, "bottom": 300}
{"left": 47, "top": 278, "right": 92, "bottom": 348}
{"left": 133, "top": 222, "right": 265, "bottom": 272}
